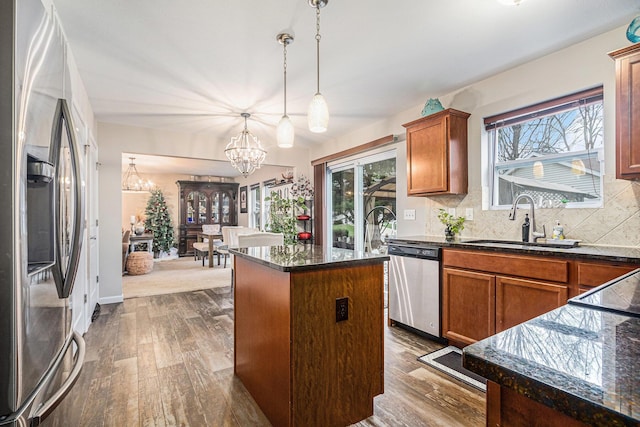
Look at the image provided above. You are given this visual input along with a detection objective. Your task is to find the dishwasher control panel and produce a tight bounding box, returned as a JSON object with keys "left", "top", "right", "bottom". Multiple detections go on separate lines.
{"left": 388, "top": 244, "right": 441, "bottom": 260}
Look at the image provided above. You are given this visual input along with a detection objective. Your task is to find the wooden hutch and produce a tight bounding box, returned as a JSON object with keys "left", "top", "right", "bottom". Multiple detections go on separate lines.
{"left": 176, "top": 180, "right": 239, "bottom": 256}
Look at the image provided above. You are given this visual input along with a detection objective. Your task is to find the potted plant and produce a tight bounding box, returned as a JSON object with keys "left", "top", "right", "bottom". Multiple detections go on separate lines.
{"left": 265, "top": 192, "right": 307, "bottom": 245}
{"left": 437, "top": 209, "right": 466, "bottom": 241}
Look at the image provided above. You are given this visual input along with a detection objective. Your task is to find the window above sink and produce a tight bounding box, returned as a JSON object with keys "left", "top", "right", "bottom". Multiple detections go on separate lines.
{"left": 485, "top": 86, "right": 604, "bottom": 210}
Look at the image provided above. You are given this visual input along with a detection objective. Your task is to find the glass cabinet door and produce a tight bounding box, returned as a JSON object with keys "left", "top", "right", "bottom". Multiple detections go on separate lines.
{"left": 222, "top": 192, "right": 230, "bottom": 224}
{"left": 186, "top": 191, "right": 195, "bottom": 223}
{"left": 212, "top": 193, "right": 220, "bottom": 224}
{"left": 198, "top": 193, "right": 207, "bottom": 224}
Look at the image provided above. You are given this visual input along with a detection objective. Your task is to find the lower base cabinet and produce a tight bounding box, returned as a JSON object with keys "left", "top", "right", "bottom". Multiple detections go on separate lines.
{"left": 443, "top": 250, "right": 570, "bottom": 346}
{"left": 495, "top": 276, "right": 568, "bottom": 332}
{"left": 442, "top": 249, "right": 636, "bottom": 347}
{"left": 442, "top": 268, "right": 495, "bottom": 345}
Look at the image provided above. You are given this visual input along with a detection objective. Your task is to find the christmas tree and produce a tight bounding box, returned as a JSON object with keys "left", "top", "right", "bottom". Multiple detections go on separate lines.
{"left": 144, "top": 189, "right": 175, "bottom": 256}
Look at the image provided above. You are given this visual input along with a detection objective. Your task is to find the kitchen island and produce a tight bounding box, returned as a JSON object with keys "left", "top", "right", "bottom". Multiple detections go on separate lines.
{"left": 230, "top": 245, "right": 388, "bottom": 427}
{"left": 463, "top": 269, "right": 640, "bottom": 426}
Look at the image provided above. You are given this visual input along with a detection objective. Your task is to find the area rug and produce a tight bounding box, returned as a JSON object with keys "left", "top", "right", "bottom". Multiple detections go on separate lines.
{"left": 418, "top": 346, "right": 487, "bottom": 392}
{"left": 123, "top": 256, "right": 232, "bottom": 299}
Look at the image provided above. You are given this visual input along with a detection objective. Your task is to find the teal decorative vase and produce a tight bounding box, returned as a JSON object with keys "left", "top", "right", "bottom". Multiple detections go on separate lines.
{"left": 628, "top": 16, "right": 640, "bottom": 43}
{"left": 421, "top": 98, "right": 444, "bottom": 117}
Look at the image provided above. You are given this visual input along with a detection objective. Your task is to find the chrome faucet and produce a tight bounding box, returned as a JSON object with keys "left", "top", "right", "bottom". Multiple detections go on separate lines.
{"left": 508, "top": 194, "right": 546, "bottom": 242}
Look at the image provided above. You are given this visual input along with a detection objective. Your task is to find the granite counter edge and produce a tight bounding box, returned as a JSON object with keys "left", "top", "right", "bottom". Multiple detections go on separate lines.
{"left": 462, "top": 348, "right": 638, "bottom": 427}
{"left": 231, "top": 249, "right": 389, "bottom": 272}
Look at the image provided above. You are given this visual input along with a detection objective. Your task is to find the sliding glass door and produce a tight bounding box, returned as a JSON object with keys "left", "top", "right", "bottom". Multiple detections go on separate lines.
{"left": 328, "top": 150, "right": 396, "bottom": 253}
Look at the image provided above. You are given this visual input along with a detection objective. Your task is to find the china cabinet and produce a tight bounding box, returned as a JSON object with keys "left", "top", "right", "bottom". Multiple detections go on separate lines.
{"left": 176, "top": 180, "right": 239, "bottom": 256}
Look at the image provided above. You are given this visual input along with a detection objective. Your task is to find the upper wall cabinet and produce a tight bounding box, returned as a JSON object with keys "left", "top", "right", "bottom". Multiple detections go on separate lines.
{"left": 402, "top": 109, "right": 470, "bottom": 196}
{"left": 610, "top": 43, "right": 640, "bottom": 180}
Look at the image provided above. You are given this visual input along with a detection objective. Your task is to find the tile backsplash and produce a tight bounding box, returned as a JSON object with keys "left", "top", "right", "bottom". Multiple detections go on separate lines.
{"left": 424, "top": 176, "right": 640, "bottom": 248}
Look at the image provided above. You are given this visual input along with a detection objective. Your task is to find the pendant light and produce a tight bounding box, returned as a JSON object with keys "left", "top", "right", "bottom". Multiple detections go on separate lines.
{"left": 225, "top": 113, "right": 267, "bottom": 177}
{"left": 307, "top": 0, "right": 329, "bottom": 133}
{"left": 277, "top": 33, "right": 295, "bottom": 148}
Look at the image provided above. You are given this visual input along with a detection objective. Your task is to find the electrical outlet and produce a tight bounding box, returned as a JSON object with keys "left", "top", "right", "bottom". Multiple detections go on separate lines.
{"left": 336, "top": 297, "right": 349, "bottom": 322}
{"left": 465, "top": 208, "right": 474, "bottom": 221}
{"left": 403, "top": 209, "right": 416, "bottom": 220}
{"left": 448, "top": 208, "right": 456, "bottom": 217}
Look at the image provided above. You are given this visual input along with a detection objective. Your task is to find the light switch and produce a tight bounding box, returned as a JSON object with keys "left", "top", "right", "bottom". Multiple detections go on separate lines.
{"left": 465, "top": 208, "right": 474, "bottom": 221}
{"left": 403, "top": 209, "right": 416, "bottom": 220}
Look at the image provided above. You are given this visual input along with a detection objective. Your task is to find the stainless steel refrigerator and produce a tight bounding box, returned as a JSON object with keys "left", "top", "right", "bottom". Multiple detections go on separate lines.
{"left": 0, "top": 0, "right": 86, "bottom": 425}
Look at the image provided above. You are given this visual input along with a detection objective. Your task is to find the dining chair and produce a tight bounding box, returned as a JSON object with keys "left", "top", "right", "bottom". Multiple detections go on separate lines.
{"left": 237, "top": 232, "right": 284, "bottom": 248}
{"left": 218, "top": 226, "right": 258, "bottom": 268}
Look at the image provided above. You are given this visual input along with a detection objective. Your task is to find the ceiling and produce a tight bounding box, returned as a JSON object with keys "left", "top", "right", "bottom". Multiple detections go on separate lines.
{"left": 55, "top": 0, "right": 638, "bottom": 164}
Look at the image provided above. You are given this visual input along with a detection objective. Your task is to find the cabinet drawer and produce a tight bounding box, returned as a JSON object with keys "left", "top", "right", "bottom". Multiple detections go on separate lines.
{"left": 576, "top": 263, "right": 635, "bottom": 288}
{"left": 443, "top": 249, "right": 569, "bottom": 283}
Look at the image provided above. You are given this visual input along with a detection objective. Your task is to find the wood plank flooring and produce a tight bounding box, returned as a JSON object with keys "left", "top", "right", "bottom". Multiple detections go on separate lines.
{"left": 44, "top": 287, "right": 485, "bottom": 426}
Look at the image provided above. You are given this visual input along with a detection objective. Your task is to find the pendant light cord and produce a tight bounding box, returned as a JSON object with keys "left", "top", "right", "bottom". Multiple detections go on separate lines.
{"left": 315, "top": 5, "right": 321, "bottom": 95}
{"left": 283, "top": 39, "right": 288, "bottom": 116}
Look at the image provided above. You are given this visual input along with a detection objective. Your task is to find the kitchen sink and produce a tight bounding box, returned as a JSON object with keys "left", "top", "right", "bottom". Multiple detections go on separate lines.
{"left": 462, "top": 239, "right": 580, "bottom": 249}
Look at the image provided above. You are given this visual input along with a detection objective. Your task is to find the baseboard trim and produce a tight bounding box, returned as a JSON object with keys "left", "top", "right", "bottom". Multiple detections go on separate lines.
{"left": 99, "top": 295, "right": 124, "bottom": 305}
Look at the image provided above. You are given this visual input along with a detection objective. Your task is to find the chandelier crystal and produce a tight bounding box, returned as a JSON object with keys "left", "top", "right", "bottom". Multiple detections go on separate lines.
{"left": 225, "top": 113, "right": 267, "bottom": 177}
{"left": 277, "top": 33, "right": 295, "bottom": 148}
{"left": 122, "top": 157, "right": 153, "bottom": 192}
{"left": 308, "top": 0, "right": 329, "bottom": 133}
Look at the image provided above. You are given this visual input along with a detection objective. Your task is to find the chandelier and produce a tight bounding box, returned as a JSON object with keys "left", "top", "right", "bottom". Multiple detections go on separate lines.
{"left": 225, "top": 113, "right": 267, "bottom": 177}
{"left": 122, "top": 157, "right": 153, "bottom": 192}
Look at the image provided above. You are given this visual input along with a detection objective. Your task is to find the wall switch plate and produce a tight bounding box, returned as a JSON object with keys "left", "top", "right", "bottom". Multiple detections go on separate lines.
{"left": 465, "top": 208, "right": 474, "bottom": 221}
{"left": 448, "top": 208, "right": 456, "bottom": 217}
{"left": 336, "top": 297, "right": 349, "bottom": 322}
{"left": 403, "top": 209, "right": 416, "bottom": 220}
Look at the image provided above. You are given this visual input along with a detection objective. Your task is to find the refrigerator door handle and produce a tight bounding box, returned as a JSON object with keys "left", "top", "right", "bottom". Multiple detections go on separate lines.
{"left": 30, "top": 331, "right": 86, "bottom": 426}
{"left": 50, "top": 98, "right": 85, "bottom": 298}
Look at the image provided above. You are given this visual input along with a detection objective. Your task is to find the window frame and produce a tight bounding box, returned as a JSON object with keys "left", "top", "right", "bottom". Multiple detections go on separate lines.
{"left": 485, "top": 86, "right": 605, "bottom": 210}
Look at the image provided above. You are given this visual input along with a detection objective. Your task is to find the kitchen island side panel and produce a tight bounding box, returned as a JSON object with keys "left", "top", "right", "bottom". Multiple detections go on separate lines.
{"left": 234, "top": 256, "right": 292, "bottom": 427}
{"left": 291, "top": 263, "right": 384, "bottom": 427}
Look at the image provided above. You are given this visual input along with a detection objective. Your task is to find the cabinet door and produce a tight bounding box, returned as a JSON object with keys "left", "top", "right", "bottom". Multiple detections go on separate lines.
{"left": 197, "top": 192, "right": 207, "bottom": 224}
{"left": 211, "top": 192, "right": 220, "bottom": 224}
{"left": 576, "top": 262, "right": 635, "bottom": 295}
{"left": 495, "top": 276, "right": 567, "bottom": 333}
{"left": 406, "top": 115, "right": 448, "bottom": 194}
{"left": 610, "top": 44, "right": 640, "bottom": 179}
{"left": 442, "top": 267, "right": 495, "bottom": 345}
{"left": 186, "top": 191, "right": 196, "bottom": 224}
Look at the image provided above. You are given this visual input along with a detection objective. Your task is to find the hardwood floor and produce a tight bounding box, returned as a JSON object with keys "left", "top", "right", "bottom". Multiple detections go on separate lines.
{"left": 45, "top": 287, "right": 485, "bottom": 426}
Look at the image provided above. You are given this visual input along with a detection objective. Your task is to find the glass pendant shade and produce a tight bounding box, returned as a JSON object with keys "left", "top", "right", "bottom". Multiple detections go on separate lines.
{"left": 277, "top": 115, "right": 295, "bottom": 148}
{"left": 308, "top": 93, "right": 329, "bottom": 133}
{"left": 225, "top": 114, "right": 267, "bottom": 178}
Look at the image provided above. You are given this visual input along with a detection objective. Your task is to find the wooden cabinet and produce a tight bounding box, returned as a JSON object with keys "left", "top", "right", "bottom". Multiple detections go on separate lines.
{"left": 443, "top": 268, "right": 495, "bottom": 345}
{"left": 442, "top": 249, "right": 569, "bottom": 346}
{"left": 495, "top": 276, "right": 568, "bottom": 332}
{"left": 442, "top": 249, "right": 638, "bottom": 346}
{"left": 575, "top": 261, "right": 635, "bottom": 294}
{"left": 176, "top": 180, "right": 239, "bottom": 256}
{"left": 402, "top": 109, "right": 470, "bottom": 195}
{"left": 609, "top": 44, "right": 640, "bottom": 180}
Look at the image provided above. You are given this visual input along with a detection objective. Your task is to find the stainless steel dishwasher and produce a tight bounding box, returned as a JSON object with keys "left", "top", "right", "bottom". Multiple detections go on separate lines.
{"left": 388, "top": 243, "right": 442, "bottom": 339}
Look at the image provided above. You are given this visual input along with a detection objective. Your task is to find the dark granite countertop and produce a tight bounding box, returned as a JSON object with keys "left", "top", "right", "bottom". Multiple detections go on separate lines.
{"left": 230, "top": 245, "right": 389, "bottom": 272}
{"left": 387, "top": 235, "right": 640, "bottom": 264}
{"left": 463, "top": 270, "right": 640, "bottom": 426}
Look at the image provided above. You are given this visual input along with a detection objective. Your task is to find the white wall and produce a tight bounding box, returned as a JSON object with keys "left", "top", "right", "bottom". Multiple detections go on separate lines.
{"left": 309, "top": 25, "right": 640, "bottom": 245}
{"left": 98, "top": 123, "right": 311, "bottom": 303}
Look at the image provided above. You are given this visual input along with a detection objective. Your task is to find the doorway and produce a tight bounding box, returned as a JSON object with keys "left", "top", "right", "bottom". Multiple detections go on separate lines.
{"left": 327, "top": 150, "right": 397, "bottom": 253}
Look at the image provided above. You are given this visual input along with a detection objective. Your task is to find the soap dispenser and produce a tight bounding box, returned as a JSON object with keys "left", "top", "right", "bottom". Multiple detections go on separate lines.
{"left": 552, "top": 220, "right": 565, "bottom": 240}
{"left": 522, "top": 214, "right": 530, "bottom": 242}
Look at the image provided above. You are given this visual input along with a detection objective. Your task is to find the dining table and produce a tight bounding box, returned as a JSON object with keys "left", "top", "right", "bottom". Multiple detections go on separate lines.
{"left": 197, "top": 231, "right": 223, "bottom": 268}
